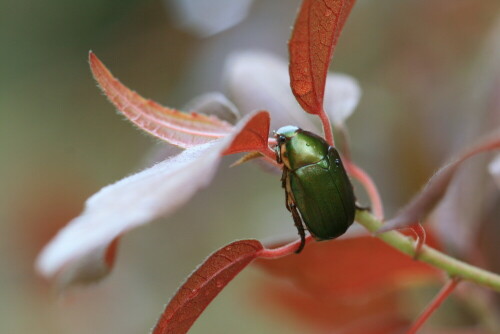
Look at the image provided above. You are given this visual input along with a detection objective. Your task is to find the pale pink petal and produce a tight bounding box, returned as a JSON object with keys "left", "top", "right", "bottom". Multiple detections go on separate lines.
{"left": 323, "top": 73, "right": 361, "bottom": 125}
{"left": 184, "top": 92, "right": 240, "bottom": 124}
{"left": 224, "top": 51, "right": 319, "bottom": 132}
{"left": 36, "top": 112, "right": 267, "bottom": 286}
{"left": 489, "top": 154, "right": 500, "bottom": 188}
{"left": 166, "top": 0, "right": 253, "bottom": 37}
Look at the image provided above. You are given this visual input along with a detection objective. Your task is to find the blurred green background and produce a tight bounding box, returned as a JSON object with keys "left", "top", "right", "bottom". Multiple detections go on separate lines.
{"left": 1, "top": 0, "right": 499, "bottom": 333}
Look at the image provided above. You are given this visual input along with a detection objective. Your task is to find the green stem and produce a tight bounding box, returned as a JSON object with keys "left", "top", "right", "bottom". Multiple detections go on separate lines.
{"left": 355, "top": 210, "right": 500, "bottom": 292}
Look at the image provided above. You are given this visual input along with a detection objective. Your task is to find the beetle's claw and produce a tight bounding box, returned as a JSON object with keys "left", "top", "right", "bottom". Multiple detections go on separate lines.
{"left": 295, "top": 236, "right": 305, "bottom": 254}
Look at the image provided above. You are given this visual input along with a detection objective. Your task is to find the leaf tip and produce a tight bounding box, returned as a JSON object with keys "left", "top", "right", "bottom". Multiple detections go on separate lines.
{"left": 35, "top": 237, "right": 120, "bottom": 290}
{"left": 88, "top": 52, "right": 111, "bottom": 85}
{"left": 88, "top": 50, "right": 97, "bottom": 65}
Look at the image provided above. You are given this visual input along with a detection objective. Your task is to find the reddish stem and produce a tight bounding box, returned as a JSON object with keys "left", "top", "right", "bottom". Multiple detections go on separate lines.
{"left": 258, "top": 235, "right": 313, "bottom": 259}
{"left": 344, "top": 161, "right": 384, "bottom": 219}
{"left": 318, "top": 108, "right": 335, "bottom": 146}
{"left": 407, "top": 277, "right": 461, "bottom": 334}
{"left": 410, "top": 223, "right": 426, "bottom": 259}
{"left": 334, "top": 124, "right": 352, "bottom": 161}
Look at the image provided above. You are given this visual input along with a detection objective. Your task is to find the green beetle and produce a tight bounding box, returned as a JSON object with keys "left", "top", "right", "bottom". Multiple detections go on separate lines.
{"left": 275, "top": 126, "right": 356, "bottom": 253}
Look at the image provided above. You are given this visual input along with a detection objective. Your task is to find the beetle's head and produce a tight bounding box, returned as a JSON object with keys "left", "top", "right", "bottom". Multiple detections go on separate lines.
{"left": 274, "top": 126, "right": 300, "bottom": 168}
{"left": 274, "top": 126, "right": 330, "bottom": 170}
{"left": 275, "top": 125, "right": 300, "bottom": 140}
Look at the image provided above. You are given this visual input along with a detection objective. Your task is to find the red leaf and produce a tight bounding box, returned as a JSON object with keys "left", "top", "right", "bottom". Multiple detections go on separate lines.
{"left": 259, "top": 281, "right": 408, "bottom": 334}
{"left": 254, "top": 235, "right": 441, "bottom": 332}
{"left": 152, "top": 240, "right": 264, "bottom": 334}
{"left": 256, "top": 235, "right": 439, "bottom": 297}
{"left": 222, "top": 111, "right": 270, "bottom": 155}
{"left": 381, "top": 129, "right": 500, "bottom": 232}
{"left": 89, "top": 52, "right": 233, "bottom": 148}
{"left": 289, "top": 0, "right": 356, "bottom": 114}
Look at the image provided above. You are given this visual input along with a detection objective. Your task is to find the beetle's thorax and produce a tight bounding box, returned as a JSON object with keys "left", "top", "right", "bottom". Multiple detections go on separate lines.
{"left": 275, "top": 126, "right": 330, "bottom": 171}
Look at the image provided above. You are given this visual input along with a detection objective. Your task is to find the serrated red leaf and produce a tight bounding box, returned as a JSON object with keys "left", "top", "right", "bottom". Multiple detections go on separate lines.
{"left": 222, "top": 111, "right": 270, "bottom": 155}
{"left": 289, "top": 0, "right": 356, "bottom": 115}
{"left": 381, "top": 129, "right": 500, "bottom": 232}
{"left": 153, "top": 240, "right": 264, "bottom": 334}
{"left": 89, "top": 52, "right": 233, "bottom": 148}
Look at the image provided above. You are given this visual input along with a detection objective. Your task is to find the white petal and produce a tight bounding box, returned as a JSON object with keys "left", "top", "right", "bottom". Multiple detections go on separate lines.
{"left": 323, "top": 73, "right": 361, "bottom": 125}
{"left": 489, "top": 154, "right": 500, "bottom": 188}
{"left": 184, "top": 92, "right": 240, "bottom": 124}
{"left": 224, "top": 51, "right": 319, "bottom": 132}
{"left": 166, "top": 0, "right": 253, "bottom": 37}
{"left": 36, "top": 113, "right": 261, "bottom": 284}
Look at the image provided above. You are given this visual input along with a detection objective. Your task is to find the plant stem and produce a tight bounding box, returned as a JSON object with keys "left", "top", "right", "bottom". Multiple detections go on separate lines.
{"left": 407, "top": 277, "right": 461, "bottom": 334}
{"left": 345, "top": 162, "right": 384, "bottom": 220}
{"left": 355, "top": 210, "right": 500, "bottom": 292}
{"left": 259, "top": 236, "right": 313, "bottom": 259}
{"left": 318, "top": 108, "right": 334, "bottom": 146}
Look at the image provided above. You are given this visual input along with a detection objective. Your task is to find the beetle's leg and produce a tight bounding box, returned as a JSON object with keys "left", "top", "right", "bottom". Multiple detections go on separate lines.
{"left": 281, "top": 168, "right": 306, "bottom": 253}
{"left": 355, "top": 202, "right": 371, "bottom": 212}
{"left": 275, "top": 142, "right": 282, "bottom": 164}
{"left": 354, "top": 194, "right": 371, "bottom": 212}
{"left": 282, "top": 169, "right": 291, "bottom": 211}
{"left": 289, "top": 203, "right": 306, "bottom": 253}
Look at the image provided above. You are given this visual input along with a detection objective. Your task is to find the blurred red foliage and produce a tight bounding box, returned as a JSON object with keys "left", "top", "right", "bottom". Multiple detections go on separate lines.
{"left": 254, "top": 233, "right": 442, "bottom": 333}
